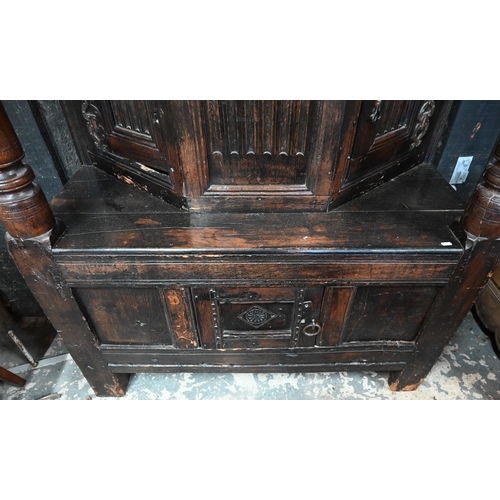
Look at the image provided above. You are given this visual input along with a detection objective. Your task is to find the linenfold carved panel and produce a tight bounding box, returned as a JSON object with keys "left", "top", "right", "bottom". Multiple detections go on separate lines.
{"left": 109, "top": 101, "right": 153, "bottom": 137}
{"left": 63, "top": 100, "right": 450, "bottom": 212}
{"left": 201, "top": 100, "right": 321, "bottom": 188}
{"left": 204, "top": 100, "right": 312, "bottom": 157}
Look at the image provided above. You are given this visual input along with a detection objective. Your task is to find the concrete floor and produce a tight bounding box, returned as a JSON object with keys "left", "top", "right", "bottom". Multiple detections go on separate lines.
{"left": 1, "top": 311, "right": 500, "bottom": 400}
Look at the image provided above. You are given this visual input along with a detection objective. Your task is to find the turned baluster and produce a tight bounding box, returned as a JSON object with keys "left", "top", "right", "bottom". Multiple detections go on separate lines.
{"left": 0, "top": 102, "right": 55, "bottom": 238}
{"left": 0, "top": 102, "right": 128, "bottom": 397}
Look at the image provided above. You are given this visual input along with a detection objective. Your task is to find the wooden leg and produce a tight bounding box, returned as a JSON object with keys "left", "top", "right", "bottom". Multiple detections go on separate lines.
{"left": 0, "top": 103, "right": 128, "bottom": 397}
{"left": 0, "top": 366, "right": 26, "bottom": 387}
{"left": 7, "top": 231, "right": 129, "bottom": 397}
{"left": 389, "top": 239, "right": 500, "bottom": 390}
{"left": 390, "top": 138, "right": 500, "bottom": 391}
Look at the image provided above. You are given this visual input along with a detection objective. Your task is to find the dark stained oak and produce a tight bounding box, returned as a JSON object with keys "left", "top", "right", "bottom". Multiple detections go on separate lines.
{"left": 475, "top": 265, "right": 500, "bottom": 350}
{"left": 3, "top": 99, "right": 499, "bottom": 397}
{"left": 0, "top": 103, "right": 128, "bottom": 397}
{"left": 389, "top": 135, "right": 500, "bottom": 390}
{"left": 0, "top": 102, "right": 55, "bottom": 238}
{"left": 44, "top": 159, "right": 470, "bottom": 392}
{"left": 61, "top": 100, "right": 453, "bottom": 212}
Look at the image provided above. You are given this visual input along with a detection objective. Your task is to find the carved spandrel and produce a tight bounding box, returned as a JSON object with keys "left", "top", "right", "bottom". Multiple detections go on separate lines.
{"left": 410, "top": 100, "right": 436, "bottom": 150}
{"left": 82, "top": 101, "right": 108, "bottom": 153}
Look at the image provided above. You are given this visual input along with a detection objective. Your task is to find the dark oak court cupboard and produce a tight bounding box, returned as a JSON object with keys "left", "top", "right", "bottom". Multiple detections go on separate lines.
{"left": 1, "top": 100, "right": 500, "bottom": 397}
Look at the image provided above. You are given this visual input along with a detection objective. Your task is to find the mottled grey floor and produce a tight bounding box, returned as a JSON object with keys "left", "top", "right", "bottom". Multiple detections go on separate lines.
{"left": 1, "top": 312, "right": 499, "bottom": 400}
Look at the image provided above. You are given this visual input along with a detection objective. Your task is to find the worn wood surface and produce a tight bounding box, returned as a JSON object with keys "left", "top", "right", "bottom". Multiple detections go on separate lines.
{"left": 389, "top": 238, "right": 500, "bottom": 390}
{"left": 7, "top": 99, "right": 497, "bottom": 397}
{"left": 389, "top": 135, "right": 500, "bottom": 390}
{"left": 7, "top": 231, "right": 129, "bottom": 396}
{"left": 51, "top": 165, "right": 463, "bottom": 255}
{"left": 43, "top": 158, "right": 471, "bottom": 392}
{"left": 101, "top": 342, "right": 413, "bottom": 373}
{"left": 0, "top": 104, "right": 128, "bottom": 397}
{"left": 0, "top": 102, "right": 55, "bottom": 238}
{"left": 475, "top": 265, "right": 500, "bottom": 349}
{"left": 61, "top": 101, "right": 453, "bottom": 212}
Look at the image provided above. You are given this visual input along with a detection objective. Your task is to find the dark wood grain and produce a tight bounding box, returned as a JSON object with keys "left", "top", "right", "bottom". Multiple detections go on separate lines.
{"left": 317, "top": 287, "right": 355, "bottom": 346}
{"left": 8, "top": 99, "right": 497, "bottom": 397}
{"left": 7, "top": 231, "right": 129, "bottom": 396}
{"left": 342, "top": 285, "right": 441, "bottom": 342}
{"left": 0, "top": 104, "right": 128, "bottom": 396}
{"left": 75, "top": 287, "right": 174, "bottom": 345}
{"left": 60, "top": 101, "right": 453, "bottom": 213}
{"left": 101, "top": 342, "right": 414, "bottom": 372}
{"left": 389, "top": 135, "right": 500, "bottom": 390}
{"left": 0, "top": 102, "right": 55, "bottom": 238}
{"left": 162, "top": 287, "right": 198, "bottom": 348}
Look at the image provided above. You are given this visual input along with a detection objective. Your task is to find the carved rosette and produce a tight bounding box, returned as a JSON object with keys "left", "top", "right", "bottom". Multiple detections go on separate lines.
{"left": 237, "top": 305, "right": 277, "bottom": 328}
{"left": 0, "top": 102, "right": 55, "bottom": 238}
{"left": 461, "top": 141, "right": 500, "bottom": 242}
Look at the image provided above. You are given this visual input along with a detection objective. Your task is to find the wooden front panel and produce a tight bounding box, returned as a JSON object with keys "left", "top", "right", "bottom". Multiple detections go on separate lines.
{"left": 341, "top": 285, "right": 441, "bottom": 343}
{"left": 203, "top": 101, "right": 312, "bottom": 185}
{"left": 77, "top": 101, "right": 185, "bottom": 206}
{"left": 346, "top": 100, "right": 421, "bottom": 183}
{"left": 63, "top": 100, "right": 452, "bottom": 212}
{"left": 177, "top": 100, "right": 345, "bottom": 211}
{"left": 329, "top": 100, "right": 446, "bottom": 208}
{"left": 74, "top": 286, "right": 198, "bottom": 347}
{"left": 75, "top": 287, "right": 173, "bottom": 345}
{"left": 90, "top": 101, "right": 170, "bottom": 172}
{"left": 317, "top": 287, "right": 356, "bottom": 346}
{"left": 193, "top": 286, "right": 323, "bottom": 349}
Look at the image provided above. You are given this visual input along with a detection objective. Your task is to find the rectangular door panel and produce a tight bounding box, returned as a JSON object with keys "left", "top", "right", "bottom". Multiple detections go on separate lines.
{"left": 193, "top": 286, "right": 323, "bottom": 349}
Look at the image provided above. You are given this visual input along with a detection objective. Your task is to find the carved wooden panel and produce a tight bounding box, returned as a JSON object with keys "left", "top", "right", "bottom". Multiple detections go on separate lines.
{"left": 174, "top": 100, "right": 344, "bottom": 211}
{"left": 193, "top": 286, "right": 323, "bottom": 349}
{"left": 108, "top": 101, "right": 154, "bottom": 137}
{"left": 346, "top": 101, "right": 418, "bottom": 181}
{"left": 203, "top": 100, "right": 313, "bottom": 186}
{"left": 61, "top": 100, "right": 451, "bottom": 212}
{"left": 343, "top": 100, "right": 436, "bottom": 184}
{"left": 327, "top": 100, "right": 444, "bottom": 209}
{"left": 101, "top": 101, "right": 171, "bottom": 172}
{"left": 80, "top": 101, "right": 184, "bottom": 205}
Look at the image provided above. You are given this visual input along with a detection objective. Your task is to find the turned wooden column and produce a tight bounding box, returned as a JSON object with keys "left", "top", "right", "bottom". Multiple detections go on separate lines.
{"left": 0, "top": 102, "right": 55, "bottom": 238}
{"left": 389, "top": 136, "right": 500, "bottom": 391}
{"left": 0, "top": 102, "right": 128, "bottom": 397}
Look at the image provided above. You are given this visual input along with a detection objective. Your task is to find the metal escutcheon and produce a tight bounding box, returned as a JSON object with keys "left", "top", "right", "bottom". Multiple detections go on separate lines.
{"left": 303, "top": 319, "right": 322, "bottom": 337}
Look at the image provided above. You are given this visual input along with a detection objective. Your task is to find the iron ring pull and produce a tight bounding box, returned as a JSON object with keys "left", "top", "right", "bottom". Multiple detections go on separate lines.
{"left": 303, "top": 319, "right": 322, "bottom": 337}
{"left": 370, "top": 100, "right": 382, "bottom": 122}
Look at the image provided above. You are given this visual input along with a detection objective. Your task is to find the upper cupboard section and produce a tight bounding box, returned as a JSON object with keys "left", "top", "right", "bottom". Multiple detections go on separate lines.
{"left": 61, "top": 100, "right": 451, "bottom": 212}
